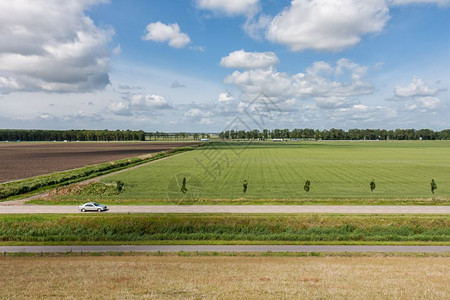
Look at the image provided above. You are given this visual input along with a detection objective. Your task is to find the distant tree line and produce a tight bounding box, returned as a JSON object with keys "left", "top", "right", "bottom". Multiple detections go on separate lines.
{"left": 0, "top": 129, "right": 210, "bottom": 142}
{"left": 218, "top": 128, "right": 450, "bottom": 141}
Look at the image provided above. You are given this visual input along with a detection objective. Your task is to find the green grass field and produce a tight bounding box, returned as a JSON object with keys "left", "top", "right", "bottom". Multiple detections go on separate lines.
{"left": 39, "top": 141, "right": 450, "bottom": 204}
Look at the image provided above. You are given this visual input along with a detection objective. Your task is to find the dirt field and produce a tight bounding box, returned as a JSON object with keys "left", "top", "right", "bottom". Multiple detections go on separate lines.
{"left": 0, "top": 256, "right": 448, "bottom": 299}
{"left": 0, "top": 142, "right": 196, "bottom": 182}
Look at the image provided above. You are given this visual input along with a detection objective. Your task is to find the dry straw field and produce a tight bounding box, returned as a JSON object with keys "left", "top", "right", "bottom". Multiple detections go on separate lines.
{"left": 1, "top": 256, "right": 448, "bottom": 299}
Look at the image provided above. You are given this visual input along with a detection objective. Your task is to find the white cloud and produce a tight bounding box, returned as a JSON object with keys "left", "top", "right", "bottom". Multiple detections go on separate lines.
{"left": 218, "top": 92, "right": 234, "bottom": 102}
{"left": 266, "top": 0, "right": 390, "bottom": 52}
{"left": 108, "top": 94, "right": 172, "bottom": 116}
{"left": 129, "top": 94, "right": 172, "bottom": 110}
{"left": 184, "top": 108, "right": 211, "bottom": 118}
{"left": 143, "top": 22, "right": 191, "bottom": 48}
{"left": 220, "top": 50, "right": 279, "bottom": 69}
{"left": 0, "top": 0, "right": 113, "bottom": 93}
{"left": 223, "top": 57, "right": 373, "bottom": 102}
{"left": 108, "top": 101, "right": 131, "bottom": 116}
{"left": 405, "top": 97, "right": 441, "bottom": 111}
{"left": 195, "top": 0, "right": 259, "bottom": 16}
{"left": 394, "top": 77, "right": 439, "bottom": 98}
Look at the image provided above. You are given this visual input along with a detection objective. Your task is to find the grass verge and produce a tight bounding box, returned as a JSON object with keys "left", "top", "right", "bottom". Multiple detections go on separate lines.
{"left": 0, "top": 214, "right": 448, "bottom": 244}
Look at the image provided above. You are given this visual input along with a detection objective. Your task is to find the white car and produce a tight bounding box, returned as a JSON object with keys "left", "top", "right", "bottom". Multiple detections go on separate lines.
{"left": 79, "top": 202, "right": 108, "bottom": 212}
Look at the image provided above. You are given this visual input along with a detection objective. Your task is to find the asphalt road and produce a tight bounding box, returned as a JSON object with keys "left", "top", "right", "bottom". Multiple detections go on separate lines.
{"left": 0, "top": 205, "right": 449, "bottom": 214}
{"left": 0, "top": 245, "right": 449, "bottom": 253}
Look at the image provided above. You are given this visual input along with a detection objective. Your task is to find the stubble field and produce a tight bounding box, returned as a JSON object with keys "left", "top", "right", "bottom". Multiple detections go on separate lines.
{"left": 1, "top": 256, "right": 448, "bottom": 299}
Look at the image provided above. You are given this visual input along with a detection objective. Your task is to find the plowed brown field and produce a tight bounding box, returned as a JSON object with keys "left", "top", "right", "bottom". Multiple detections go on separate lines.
{"left": 0, "top": 142, "right": 196, "bottom": 182}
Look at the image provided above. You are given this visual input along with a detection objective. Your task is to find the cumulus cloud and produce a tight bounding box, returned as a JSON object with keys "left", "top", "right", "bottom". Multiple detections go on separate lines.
{"left": 108, "top": 94, "right": 172, "bottom": 116}
{"left": 392, "top": 78, "right": 443, "bottom": 112}
{"left": 0, "top": 0, "right": 113, "bottom": 94}
{"left": 184, "top": 108, "right": 211, "bottom": 118}
{"left": 405, "top": 97, "right": 441, "bottom": 111}
{"left": 218, "top": 92, "right": 234, "bottom": 102}
{"left": 222, "top": 53, "right": 373, "bottom": 103}
{"left": 108, "top": 101, "right": 131, "bottom": 116}
{"left": 266, "top": 0, "right": 390, "bottom": 52}
{"left": 129, "top": 94, "right": 172, "bottom": 110}
{"left": 143, "top": 22, "right": 191, "bottom": 48}
{"left": 394, "top": 77, "right": 439, "bottom": 98}
{"left": 184, "top": 107, "right": 214, "bottom": 125}
{"left": 220, "top": 50, "right": 279, "bottom": 69}
{"left": 404, "top": 97, "right": 442, "bottom": 113}
{"left": 195, "top": 0, "right": 259, "bottom": 16}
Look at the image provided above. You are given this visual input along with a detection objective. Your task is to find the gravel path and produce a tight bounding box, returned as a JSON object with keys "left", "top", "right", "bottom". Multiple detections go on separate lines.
{"left": 0, "top": 205, "right": 449, "bottom": 214}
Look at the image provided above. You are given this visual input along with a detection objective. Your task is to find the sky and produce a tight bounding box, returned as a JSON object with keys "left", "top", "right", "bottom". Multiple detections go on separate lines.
{"left": 0, "top": 0, "right": 449, "bottom": 132}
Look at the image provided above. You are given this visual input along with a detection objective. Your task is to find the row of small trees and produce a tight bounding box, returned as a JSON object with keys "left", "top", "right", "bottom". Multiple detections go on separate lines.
{"left": 179, "top": 178, "right": 439, "bottom": 195}
{"left": 0, "top": 129, "right": 210, "bottom": 142}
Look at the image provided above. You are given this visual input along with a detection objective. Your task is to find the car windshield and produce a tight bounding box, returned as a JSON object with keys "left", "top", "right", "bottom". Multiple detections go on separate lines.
{"left": 93, "top": 202, "right": 99, "bottom": 206}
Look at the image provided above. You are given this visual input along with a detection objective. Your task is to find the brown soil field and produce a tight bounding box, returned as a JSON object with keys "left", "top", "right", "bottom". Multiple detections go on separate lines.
{"left": 0, "top": 142, "right": 196, "bottom": 183}
{"left": 0, "top": 256, "right": 448, "bottom": 299}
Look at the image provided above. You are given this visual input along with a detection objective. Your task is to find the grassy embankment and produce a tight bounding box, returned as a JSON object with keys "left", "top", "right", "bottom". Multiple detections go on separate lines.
{"left": 1, "top": 256, "right": 448, "bottom": 299}
{"left": 34, "top": 140, "right": 450, "bottom": 205}
{"left": 0, "top": 214, "right": 448, "bottom": 245}
{"left": 0, "top": 146, "right": 196, "bottom": 201}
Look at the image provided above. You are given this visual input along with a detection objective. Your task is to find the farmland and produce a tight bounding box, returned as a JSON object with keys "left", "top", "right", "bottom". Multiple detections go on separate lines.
{"left": 0, "top": 214, "right": 448, "bottom": 244}
{"left": 0, "top": 141, "right": 197, "bottom": 183}
{"left": 41, "top": 140, "right": 450, "bottom": 205}
{"left": 1, "top": 256, "right": 448, "bottom": 299}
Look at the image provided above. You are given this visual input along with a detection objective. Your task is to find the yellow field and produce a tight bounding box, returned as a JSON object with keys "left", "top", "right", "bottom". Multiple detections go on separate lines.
{"left": 1, "top": 256, "right": 449, "bottom": 299}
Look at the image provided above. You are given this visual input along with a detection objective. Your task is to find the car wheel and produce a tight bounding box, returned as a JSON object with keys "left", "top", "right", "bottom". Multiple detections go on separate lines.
{"left": 97, "top": 208, "right": 102, "bottom": 212}
{"left": 81, "top": 208, "right": 86, "bottom": 212}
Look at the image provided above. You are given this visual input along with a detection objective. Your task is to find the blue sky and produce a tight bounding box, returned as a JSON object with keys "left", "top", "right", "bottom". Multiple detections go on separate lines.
{"left": 0, "top": 0, "right": 449, "bottom": 132}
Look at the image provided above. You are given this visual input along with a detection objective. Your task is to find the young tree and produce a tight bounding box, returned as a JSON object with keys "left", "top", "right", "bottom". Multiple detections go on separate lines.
{"left": 116, "top": 180, "right": 124, "bottom": 193}
{"left": 304, "top": 180, "right": 311, "bottom": 193}
{"left": 243, "top": 180, "right": 248, "bottom": 194}
{"left": 370, "top": 179, "right": 376, "bottom": 194}
{"left": 181, "top": 177, "right": 187, "bottom": 194}
{"left": 431, "top": 179, "right": 437, "bottom": 194}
